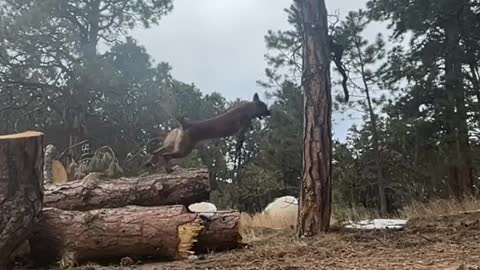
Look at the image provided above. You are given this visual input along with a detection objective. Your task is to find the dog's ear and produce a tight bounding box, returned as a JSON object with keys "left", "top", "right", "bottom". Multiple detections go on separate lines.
{"left": 253, "top": 93, "right": 259, "bottom": 102}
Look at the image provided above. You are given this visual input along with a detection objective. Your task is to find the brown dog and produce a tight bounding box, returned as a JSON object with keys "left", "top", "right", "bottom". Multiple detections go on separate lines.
{"left": 145, "top": 93, "right": 271, "bottom": 173}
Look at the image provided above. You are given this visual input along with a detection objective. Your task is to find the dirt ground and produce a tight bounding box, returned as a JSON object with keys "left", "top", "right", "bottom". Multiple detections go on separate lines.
{"left": 60, "top": 225, "right": 480, "bottom": 270}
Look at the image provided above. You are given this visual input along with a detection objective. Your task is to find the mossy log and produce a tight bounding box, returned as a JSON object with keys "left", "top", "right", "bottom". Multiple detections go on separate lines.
{"left": 44, "top": 168, "right": 210, "bottom": 211}
{"left": 0, "top": 131, "right": 44, "bottom": 270}
{"left": 29, "top": 206, "right": 242, "bottom": 268}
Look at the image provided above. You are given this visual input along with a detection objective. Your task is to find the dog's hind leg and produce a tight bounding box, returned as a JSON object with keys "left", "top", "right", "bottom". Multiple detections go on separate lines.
{"left": 163, "top": 156, "right": 173, "bottom": 173}
{"left": 161, "top": 147, "right": 192, "bottom": 173}
{"left": 154, "top": 127, "right": 193, "bottom": 173}
{"left": 143, "top": 144, "right": 170, "bottom": 169}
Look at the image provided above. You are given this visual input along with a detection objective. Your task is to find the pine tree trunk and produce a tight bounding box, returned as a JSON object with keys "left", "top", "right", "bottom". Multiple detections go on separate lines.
{"left": 0, "top": 131, "right": 44, "bottom": 270}
{"left": 297, "top": 0, "right": 333, "bottom": 237}
{"left": 29, "top": 206, "right": 242, "bottom": 267}
{"left": 29, "top": 206, "right": 202, "bottom": 267}
{"left": 44, "top": 168, "right": 210, "bottom": 211}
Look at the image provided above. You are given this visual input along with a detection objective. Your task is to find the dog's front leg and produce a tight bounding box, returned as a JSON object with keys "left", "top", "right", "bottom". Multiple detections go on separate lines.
{"left": 233, "top": 126, "right": 249, "bottom": 172}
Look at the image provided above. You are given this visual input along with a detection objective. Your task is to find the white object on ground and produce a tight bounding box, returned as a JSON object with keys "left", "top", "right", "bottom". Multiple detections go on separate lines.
{"left": 263, "top": 196, "right": 298, "bottom": 215}
{"left": 344, "top": 219, "right": 408, "bottom": 230}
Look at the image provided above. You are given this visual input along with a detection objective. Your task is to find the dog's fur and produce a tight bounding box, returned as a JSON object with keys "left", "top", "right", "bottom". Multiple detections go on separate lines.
{"left": 145, "top": 93, "right": 271, "bottom": 173}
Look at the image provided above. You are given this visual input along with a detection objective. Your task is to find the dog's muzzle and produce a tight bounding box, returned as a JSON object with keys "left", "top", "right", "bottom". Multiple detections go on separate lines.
{"left": 257, "top": 110, "right": 271, "bottom": 120}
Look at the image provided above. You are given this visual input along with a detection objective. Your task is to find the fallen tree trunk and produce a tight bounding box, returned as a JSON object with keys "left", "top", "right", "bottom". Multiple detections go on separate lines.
{"left": 29, "top": 206, "right": 242, "bottom": 267}
{"left": 0, "top": 131, "right": 44, "bottom": 270}
{"left": 195, "top": 211, "right": 242, "bottom": 253}
{"left": 30, "top": 206, "right": 201, "bottom": 267}
{"left": 44, "top": 168, "right": 210, "bottom": 211}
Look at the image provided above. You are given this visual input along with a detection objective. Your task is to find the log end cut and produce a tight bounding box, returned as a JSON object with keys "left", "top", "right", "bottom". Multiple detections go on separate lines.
{"left": 0, "top": 130, "right": 44, "bottom": 139}
{"left": 177, "top": 218, "right": 204, "bottom": 259}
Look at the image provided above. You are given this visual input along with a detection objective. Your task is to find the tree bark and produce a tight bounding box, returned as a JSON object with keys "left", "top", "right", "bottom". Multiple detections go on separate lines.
{"left": 297, "top": 0, "right": 333, "bottom": 237}
{"left": 43, "top": 144, "right": 57, "bottom": 185}
{"left": 194, "top": 211, "right": 242, "bottom": 253}
{"left": 0, "top": 131, "right": 44, "bottom": 270}
{"left": 29, "top": 206, "right": 201, "bottom": 267}
{"left": 29, "top": 206, "right": 242, "bottom": 267}
{"left": 44, "top": 168, "right": 210, "bottom": 211}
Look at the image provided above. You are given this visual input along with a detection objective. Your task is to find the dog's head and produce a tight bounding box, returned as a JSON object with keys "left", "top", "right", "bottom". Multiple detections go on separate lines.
{"left": 252, "top": 93, "right": 271, "bottom": 119}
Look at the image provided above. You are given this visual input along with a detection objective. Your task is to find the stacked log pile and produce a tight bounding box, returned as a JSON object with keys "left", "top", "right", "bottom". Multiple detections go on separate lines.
{"left": 0, "top": 131, "right": 242, "bottom": 269}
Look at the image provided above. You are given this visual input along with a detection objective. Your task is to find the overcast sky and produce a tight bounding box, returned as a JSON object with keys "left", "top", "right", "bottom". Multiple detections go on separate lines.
{"left": 130, "top": 0, "right": 386, "bottom": 140}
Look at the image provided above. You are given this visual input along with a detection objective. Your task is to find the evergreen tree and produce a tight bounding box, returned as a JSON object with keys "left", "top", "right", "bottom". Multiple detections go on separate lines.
{"left": 332, "top": 10, "right": 389, "bottom": 215}
{"left": 368, "top": 0, "right": 477, "bottom": 198}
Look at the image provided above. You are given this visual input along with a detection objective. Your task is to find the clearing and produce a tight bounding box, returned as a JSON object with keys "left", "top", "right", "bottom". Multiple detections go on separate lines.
{"left": 69, "top": 224, "right": 480, "bottom": 270}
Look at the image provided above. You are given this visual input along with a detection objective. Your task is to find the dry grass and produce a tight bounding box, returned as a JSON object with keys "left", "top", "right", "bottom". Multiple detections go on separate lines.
{"left": 240, "top": 210, "right": 297, "bottom": 242}
{"left": 239, "top": 204, "right": 381, "bottom": 241}
{"left": 331, "top": 197, "right": 480, "bottom": 223}
{"left": 30, "top": 198, "right": 480, "bottom": 270}
{"left": 238, "top": 197, "right": 480, "bottom": 243}
{"left": 332, "top": 205, "right": 384, "bottom": 224}
{"left": 239, "top": 207, "right": 353, "bottom": 242}
{"left": 330, "top": 197, "right": 480, "bottom": 223}
{"left": 402, "top": 196, "right": 480, "bottom": 219}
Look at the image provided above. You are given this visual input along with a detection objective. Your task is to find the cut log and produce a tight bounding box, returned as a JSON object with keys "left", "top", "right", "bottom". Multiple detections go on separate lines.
{"left": 0, "top": 131, "right": 44, "bottom": 270}
{"left": 43, "top": 144, "right": 57, "bottom": 185}
{"left": 44, "top": 167, "right": 210, "bottom": 211}
{"left": 29, "top": 206, "right": 204, "bottom": 267}
{"left": 52, "top": 160, "right": 68, "bottom": 185}
{"left": 195, "top": 211, "right": 242, "bottom": 253}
